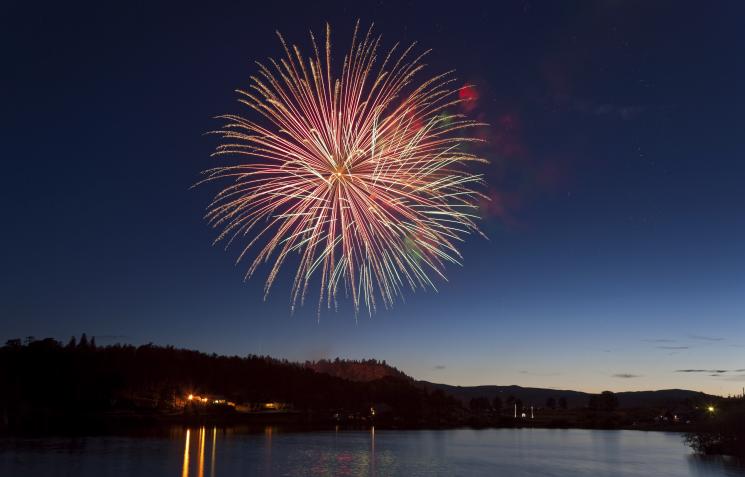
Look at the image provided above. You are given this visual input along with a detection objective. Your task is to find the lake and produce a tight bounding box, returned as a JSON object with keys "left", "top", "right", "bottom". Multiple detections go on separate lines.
{"left": 1, "top": 427, "right": 744, "bottom": 476}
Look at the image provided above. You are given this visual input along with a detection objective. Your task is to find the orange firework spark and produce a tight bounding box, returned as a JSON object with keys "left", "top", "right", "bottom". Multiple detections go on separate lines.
{"left": 200, "top": 22, "right": 488, "bottom": 315}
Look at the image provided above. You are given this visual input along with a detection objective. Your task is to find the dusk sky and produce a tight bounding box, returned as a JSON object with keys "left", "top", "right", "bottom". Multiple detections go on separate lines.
{"left": 3, "top": 1, "right": 744, "bottom": 396}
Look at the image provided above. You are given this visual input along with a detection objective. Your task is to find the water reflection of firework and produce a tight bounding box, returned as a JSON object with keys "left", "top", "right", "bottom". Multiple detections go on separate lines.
{"left": 200, "top": 22, "right": 488, "bottom": 315}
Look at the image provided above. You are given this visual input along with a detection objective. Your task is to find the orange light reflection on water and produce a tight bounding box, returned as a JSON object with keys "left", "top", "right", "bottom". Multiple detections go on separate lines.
{"left": 264, "top": 426, "right": 273, "bottom": 476}
{"left": 181, "top": 429, "right": 190, "bottom": 477}
{"left": 181, "top": 427, "right": 218, "bottom": 477}
{"left": 198, "top": 427, "right": 205, "bottom": 477}
{"left": 211, "top": 427, "right": 217, "bottom": 477}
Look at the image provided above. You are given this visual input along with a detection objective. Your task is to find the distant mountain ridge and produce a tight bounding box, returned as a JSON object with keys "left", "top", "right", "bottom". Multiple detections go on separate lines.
{"left": 305, "top": 358, "right": 714, "bottom": 408}
{"left": 417, "top": 382, "right": 714, "bottom": 409}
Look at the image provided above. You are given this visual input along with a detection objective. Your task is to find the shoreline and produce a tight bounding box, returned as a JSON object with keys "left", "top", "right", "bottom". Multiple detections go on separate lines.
{"left": 1, "top": 410, "right": 702, "bottom": 437}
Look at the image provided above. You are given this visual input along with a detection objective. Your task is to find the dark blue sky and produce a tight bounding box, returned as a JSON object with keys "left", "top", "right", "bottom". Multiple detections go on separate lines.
{"left": 3, "top": 1, "right": 744, "bottom": 394}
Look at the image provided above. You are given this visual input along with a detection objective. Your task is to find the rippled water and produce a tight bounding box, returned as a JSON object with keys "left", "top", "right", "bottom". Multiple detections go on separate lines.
{"left": 1, "top": 427, "right": 744, "bottom": 476}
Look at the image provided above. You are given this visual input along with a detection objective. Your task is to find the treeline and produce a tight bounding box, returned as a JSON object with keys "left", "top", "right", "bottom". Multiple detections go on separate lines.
{"left": 468, "top": 395, "right": 569, "bottom": 413}
{"left": 0, "top": 336, "right": 461, "bottom": 432}
{"left": 463, "top": 388, "right": 717, "bottom": 433}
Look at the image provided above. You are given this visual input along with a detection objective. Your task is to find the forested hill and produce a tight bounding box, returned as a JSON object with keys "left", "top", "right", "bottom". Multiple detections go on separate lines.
{"left": 306, "top": 359, "right": 410, "bottom": 382}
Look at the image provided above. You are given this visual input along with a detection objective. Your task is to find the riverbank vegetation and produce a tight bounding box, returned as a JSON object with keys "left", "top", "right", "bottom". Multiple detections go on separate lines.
{"left": 685, "top": 397, "right": 745, "bottom": 457}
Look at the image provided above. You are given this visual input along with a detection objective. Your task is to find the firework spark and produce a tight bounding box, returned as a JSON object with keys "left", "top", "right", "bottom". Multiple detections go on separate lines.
{"left": 200, "top": 22, "right": 488, "bottom": 315}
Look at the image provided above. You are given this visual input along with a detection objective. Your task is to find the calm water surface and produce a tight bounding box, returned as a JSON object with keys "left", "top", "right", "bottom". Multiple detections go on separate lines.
{"left": 1, "top": 427, "right": 744, "bottom": 476}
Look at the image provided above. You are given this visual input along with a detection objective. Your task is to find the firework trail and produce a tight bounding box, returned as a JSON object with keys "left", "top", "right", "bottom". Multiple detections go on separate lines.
{"left": 200, "top": 22, "right": 488, "bottom": 315}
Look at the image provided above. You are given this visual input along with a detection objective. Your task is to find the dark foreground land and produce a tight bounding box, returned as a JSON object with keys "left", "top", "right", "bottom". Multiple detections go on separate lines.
{"left": 1, "top": 336, "right": 743, "bottom": 456}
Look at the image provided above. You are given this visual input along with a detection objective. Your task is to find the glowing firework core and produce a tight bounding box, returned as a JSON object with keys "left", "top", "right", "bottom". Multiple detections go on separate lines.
{"left": 200, "top": 22, "right": 488, "bottom": 315}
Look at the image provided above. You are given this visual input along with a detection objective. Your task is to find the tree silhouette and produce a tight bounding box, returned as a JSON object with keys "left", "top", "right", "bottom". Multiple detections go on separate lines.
{"left": 588, "top": 391, "right": 619, "bottom": 412}
{"left": 492, "top": 396, "right": 502, "bottom": 413}
{"left": 469, "top": 397, "right": 491, "bottom": 413}
{"left": 558, "top": 397, "right": 568, "bottom": 410}
{"left": 5, "top": 339, "right": 21, "bottom": 348}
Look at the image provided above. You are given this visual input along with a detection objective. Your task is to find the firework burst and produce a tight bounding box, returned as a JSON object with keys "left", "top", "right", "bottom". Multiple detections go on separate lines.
{"left": 200, "top": 22, "right": 488, "bottom": 315}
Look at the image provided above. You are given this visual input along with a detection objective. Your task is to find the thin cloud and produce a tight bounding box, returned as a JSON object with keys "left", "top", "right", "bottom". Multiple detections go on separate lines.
{"left": 433, "top": 365, "right": 446, "bottom": 370}
{"left": 643, "top": 339, "right": 677, "bottom": 343}
{"left": 613, "top": 373, "right": 642, "bottom": 379}
{"left": 689, "top": 335, "right": 725, "bottom": 342}
{"left": 674, "top": 370, "right": 745, "bottom": 380}
{"left": 657, "top": 346, "right": 689, "bottom": 350}
{"left": 676, "top": 369, "right": 731, "bottom": 374}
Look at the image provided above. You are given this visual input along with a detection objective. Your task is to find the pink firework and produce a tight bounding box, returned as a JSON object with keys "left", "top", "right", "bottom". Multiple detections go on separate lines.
{"left": 201, "top": 23, "right": 488, "bottom": 314}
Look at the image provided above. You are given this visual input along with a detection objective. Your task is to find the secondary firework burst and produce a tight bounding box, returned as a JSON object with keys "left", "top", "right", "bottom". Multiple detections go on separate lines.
{"left": 200, "top": 22, "right": 488, "bottom": 315}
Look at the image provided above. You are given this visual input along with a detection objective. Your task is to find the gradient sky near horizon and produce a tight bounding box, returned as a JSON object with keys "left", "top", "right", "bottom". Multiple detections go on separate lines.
{"left": 3, "top": 1, "right": 744, "bottom": 395}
